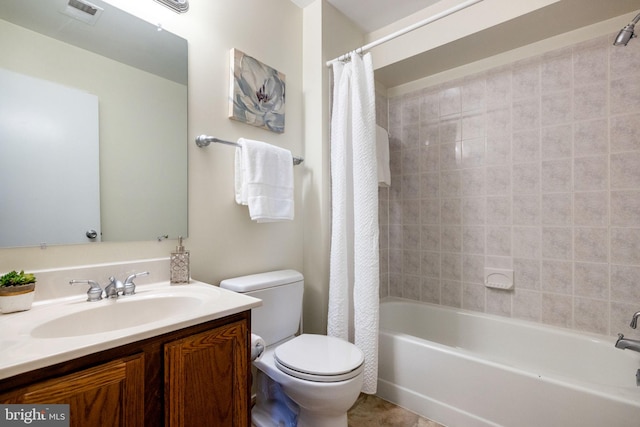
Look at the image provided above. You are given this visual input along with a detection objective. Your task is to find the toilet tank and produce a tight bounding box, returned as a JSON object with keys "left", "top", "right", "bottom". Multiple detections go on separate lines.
{"left": 220, "top": 270, "right": 303, "bottom": 346}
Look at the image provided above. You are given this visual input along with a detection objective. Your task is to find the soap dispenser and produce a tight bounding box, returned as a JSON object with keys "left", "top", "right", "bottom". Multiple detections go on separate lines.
{"left": 170, "top": 236, "right": 190, "bottom": 284}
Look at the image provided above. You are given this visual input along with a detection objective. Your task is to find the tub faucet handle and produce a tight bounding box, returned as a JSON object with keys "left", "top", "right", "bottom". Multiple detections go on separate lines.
{"left": 630, "top": 311, "right": 640, "bottom": 329}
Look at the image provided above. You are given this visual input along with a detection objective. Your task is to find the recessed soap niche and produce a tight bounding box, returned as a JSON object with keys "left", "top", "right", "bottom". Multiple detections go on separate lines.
{"left": 484, "top": 268, "right": 514, "bottom": 290}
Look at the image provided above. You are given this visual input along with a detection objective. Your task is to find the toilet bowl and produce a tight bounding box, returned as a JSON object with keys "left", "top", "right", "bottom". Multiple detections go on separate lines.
{"left": 219, "top": 270, "right": 365, "bottom": 427}
{"left": 254, "top": 334, "right": 364, "bottom": 427}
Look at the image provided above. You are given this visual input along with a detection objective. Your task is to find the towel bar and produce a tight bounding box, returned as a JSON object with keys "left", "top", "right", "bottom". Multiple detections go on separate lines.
{"left": 195, "top": 135, "right": 304, "bottom": 165}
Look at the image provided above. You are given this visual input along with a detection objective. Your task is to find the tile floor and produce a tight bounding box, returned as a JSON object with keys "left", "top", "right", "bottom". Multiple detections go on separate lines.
{"left": 348, "top": 394, "right": 445, "bottom": 427}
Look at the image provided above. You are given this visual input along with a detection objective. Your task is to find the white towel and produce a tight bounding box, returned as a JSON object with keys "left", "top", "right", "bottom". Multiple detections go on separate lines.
{"left": 234, "top": 138, "right": 294, "bottom": 222}
{"left": 376, "top": 125, "right": 391, "bottom": 187}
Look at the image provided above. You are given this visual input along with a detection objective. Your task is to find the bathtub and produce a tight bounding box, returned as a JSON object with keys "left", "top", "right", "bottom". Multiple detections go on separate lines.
{"left": 377, "top": 297, "right": 640, "bottom": 427}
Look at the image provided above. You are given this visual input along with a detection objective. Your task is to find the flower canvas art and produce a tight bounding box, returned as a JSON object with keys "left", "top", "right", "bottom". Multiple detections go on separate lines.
{"left": 229, "top": 48, "right": 285, "bottom": 133}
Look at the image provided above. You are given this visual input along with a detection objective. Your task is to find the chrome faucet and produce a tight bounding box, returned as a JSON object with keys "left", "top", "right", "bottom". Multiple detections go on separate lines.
{"left": 615, "top": 333, "right": 640, "bottom": 353}
{"left": 122, "top": 271, "right": 150, "bottom": 296}
{"left": 71, "top": 271, "right": 150, "bottom": 301}
{"left": 630, "top": 311, "right": 640, "bottom": 329}
{"left": 104, "top": 276, "right": 124, "bottom": 298}
{"left": 69, "top": 279, "right": 103, "bottom": 302}
{"left": 105, "top": 271, "right": 150, "bottom": 298}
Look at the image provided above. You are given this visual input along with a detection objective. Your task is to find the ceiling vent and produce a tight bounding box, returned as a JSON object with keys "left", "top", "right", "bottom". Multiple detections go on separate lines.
{"left": 61, "top": 0, "right": 104, "bottom": 25}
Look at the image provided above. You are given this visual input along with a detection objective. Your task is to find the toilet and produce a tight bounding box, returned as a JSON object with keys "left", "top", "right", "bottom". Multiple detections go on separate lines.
{"left": 220, "top": 270, "right": 364, "bottom": 427}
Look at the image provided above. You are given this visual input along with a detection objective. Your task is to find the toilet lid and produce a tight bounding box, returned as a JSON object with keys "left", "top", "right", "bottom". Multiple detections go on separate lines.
{"left": 274, "top": 334, "right": 364, "bottom": 382}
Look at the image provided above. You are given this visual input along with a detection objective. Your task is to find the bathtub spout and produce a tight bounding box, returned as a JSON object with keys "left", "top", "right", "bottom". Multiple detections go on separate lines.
{"left": 615, "top": 333, "right": 640, "bottom": 353}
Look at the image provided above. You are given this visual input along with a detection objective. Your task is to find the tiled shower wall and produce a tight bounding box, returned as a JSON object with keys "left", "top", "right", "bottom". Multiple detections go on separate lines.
{"left": 379, "top": 33, "right": 640, "bottom": 338}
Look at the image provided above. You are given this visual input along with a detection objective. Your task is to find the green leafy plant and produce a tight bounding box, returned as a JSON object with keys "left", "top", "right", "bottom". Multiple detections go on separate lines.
{"left": 0, "top": 270, "right": 36, "bottom": 287}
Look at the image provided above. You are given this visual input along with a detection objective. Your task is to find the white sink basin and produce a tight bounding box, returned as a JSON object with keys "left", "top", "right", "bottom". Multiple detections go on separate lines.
{"left": 0, "top": 280, "right": 261, "bottom": 381}
{"left": 31, "top": 294, "right": 204, "bottom": 338}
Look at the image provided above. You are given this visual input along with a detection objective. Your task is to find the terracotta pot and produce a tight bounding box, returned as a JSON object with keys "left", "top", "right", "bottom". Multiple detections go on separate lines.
{"left": 0, "top": 283, "right": 35, "bottom": 313}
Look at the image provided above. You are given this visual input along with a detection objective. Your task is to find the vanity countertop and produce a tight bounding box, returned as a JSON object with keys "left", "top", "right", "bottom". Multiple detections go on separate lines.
{"left": 0, "top": 280, "right": 260, "bottom": 380}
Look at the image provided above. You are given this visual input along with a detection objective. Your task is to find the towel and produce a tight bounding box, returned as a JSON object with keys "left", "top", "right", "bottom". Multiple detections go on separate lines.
{"left": 234, "top": 138, "right": 294, "bottom": 222}
{"left": 376, "top": 125, "right": 391, "bottom": 187}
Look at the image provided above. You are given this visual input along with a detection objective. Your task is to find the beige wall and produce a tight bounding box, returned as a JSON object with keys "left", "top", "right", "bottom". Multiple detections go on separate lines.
{"left": 368, "top": 0, "right": 560, "bottom": 72}
{"left": 301, "top": 0, "right": 364, "bottom": 333}
{"left": 301, "top": 1, "right": 327, "bottom": 334}
{"left": 0, "top": 0, "right": 305, "bottom": 289}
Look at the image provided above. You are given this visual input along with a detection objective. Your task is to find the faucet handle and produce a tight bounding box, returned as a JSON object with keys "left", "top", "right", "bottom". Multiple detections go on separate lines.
{"left": 70, "top": 279, "right": 103, "bottom": 302}
{"left": 630, "top": 311, "right": 640, "bottom": 329}
{"left": 123, "top": 271, "right": 150, "bottom": 296}
{"left": 615, "top": 333, "right": 626, "bottom": 349}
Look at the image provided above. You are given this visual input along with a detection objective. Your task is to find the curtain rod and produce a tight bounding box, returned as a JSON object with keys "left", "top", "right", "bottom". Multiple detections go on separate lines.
{"left": 325, "top": 0, "right": 484, "bottom": 67}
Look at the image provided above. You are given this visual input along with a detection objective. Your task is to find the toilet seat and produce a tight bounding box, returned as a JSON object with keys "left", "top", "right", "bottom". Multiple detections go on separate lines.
{"left": 274, "top": 334, "right": 364, "bottom": 382}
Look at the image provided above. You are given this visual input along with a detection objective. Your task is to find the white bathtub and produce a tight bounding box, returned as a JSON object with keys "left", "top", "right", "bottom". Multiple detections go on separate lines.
{"left": 377, "top": 297, "right": 640, "bottom": 427}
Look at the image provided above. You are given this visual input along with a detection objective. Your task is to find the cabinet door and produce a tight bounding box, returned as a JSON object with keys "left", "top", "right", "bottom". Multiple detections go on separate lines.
{"left": 165, "top": 320, "right": 249, "bottom": 427}
{"left": 0, "top": 354, "right": 144, "bottom": 427}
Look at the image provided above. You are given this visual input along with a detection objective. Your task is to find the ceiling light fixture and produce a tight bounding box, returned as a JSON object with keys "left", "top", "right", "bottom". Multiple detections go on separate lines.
{"left": 155, "top": 0, "right": 189, "bottom": 14}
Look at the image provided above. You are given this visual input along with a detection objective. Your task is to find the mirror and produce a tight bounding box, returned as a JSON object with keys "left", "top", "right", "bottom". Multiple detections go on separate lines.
{"left": 0, "top": 0, "right": 188, "bottom": 248}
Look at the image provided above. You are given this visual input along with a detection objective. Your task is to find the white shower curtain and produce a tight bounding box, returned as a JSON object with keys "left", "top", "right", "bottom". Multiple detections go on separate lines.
{"left": 328, "top": 52, "right": 379, "bottom": 394}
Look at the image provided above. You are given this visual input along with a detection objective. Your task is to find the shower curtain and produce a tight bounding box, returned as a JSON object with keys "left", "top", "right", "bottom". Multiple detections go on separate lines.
{"left": 328, "top": 52, "right": 379, "bottom": 394}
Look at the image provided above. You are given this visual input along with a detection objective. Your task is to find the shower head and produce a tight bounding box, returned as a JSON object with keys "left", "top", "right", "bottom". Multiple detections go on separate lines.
{"left": 614, "top": 24, "right": 636, "bottom": 46}
{"left": 614, "top": 12, "right": 640, "bottom": 46}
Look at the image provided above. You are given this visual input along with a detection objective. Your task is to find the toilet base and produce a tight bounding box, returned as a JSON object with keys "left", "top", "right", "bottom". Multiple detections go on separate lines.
{"left": 252, "top": 405, "right": 297, "bottom": 427}
{"left": 253, "top": 342, "right": 363, "bottom": 427}
{"left": 297, "top": 411, "right": 347, "bottom": 427}
{"left": 252, "top": 408, "right": 347, "bottom": 427}
{"left": 252, "top": 371, "right": 298, "bottom": 427}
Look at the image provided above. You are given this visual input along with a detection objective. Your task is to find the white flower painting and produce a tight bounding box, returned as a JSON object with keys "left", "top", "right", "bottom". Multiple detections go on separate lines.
{"left": 229, "top": 48, "right": 285, "bottom": 133}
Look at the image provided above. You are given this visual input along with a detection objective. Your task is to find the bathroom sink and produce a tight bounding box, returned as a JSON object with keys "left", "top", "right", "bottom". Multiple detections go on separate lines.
{"left": 0, "top": 280, "right": 261, "bottom": 381}
{"left": 31, "top": 294, "right": 206, "bottom": 338}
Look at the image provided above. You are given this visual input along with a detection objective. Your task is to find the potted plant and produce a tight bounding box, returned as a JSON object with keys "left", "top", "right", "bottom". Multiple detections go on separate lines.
{"left": 0, "top": 270, "right": 36, "bottom": 313}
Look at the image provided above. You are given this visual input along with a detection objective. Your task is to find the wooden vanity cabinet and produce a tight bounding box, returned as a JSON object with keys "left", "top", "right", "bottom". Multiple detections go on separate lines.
{"left": 0, "top": 354, "right": 144, "bottom": 427}
{"left": 165, "top": 321, "right": 249, "bottom": 427}
{"left": 0, "top": 311, "right": 250, "bottom": 427}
